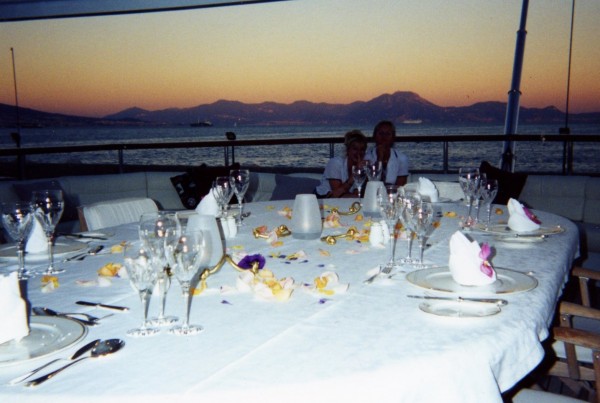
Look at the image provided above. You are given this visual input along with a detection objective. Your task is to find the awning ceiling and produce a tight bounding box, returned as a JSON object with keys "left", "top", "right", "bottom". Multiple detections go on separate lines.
{"left": 0, "top": 0, "right": 289, "bottom": 22}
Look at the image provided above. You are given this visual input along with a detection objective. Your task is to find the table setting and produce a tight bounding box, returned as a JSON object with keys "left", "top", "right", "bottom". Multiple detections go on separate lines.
{"left": 0, "top": 174, "right": 581, "bottom": 402}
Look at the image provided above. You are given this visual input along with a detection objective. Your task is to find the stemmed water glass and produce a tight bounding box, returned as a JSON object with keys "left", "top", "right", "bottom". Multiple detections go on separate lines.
{"left": 165, "top": 229, "right": 212, "bottom": 336}
{"left": 458, "top": 167, "right": 480, "bottom": 227}
{"left": 123, "top": 242, "right": 160, "bottom": 337}
{"left": 479, "top": 178, "right": 499, "bottom": 228}
{"left": 1, "top": 201, "right": 35, "bottom": 279}
{"left": 376, "top": 185, "right": 402, "bottom": 271}
{"left": 400, "top": 190, "right": 421, "bottom": 265}
{"left": 229, "top": 169, "right": 250, "bottom": 226}
{"left": 139, "top": 211, "right": 180, "bottom": 326}
{"left": 365, "top": 160, "right": 383, "bottom": 182}
{"left": 411, "top": 202, "right": 434, "bottom": 269}
{"left": 211, "top": 176, "right": 234, "bottom": 218}
{"left": 352, "top": 163, "right": 368, "bottom": 202}
{"left": 31, "top": 190, "right": 65, "bottom": 275}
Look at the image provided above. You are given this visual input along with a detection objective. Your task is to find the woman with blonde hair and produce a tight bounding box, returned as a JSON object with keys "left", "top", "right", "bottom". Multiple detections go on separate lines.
{"left": 315, "top": 130, "right": 367, "bottom": 198}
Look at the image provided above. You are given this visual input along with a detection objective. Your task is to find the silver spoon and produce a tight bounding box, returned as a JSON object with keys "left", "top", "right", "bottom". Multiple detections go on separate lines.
{"left": 9, "top": 339, "right": 100, "bottom": 385}
{"left": 65, "top": 245, "right": 104, "bottom": 262}
{"left": 25, "top": 339, "right": 125, "bottom": 387}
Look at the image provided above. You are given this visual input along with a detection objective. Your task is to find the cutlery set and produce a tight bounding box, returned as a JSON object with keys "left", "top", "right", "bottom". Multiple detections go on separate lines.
{"left": 407, "top": 295, "right": 509, "bottom": 306}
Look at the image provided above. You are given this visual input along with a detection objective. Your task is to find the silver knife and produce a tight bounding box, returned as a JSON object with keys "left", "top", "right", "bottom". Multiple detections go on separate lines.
{"left": 407, "top": 295, "right": 508, "bottom": 306}
{"left": 76, "top": 301, "right": 129, "bottom": 311}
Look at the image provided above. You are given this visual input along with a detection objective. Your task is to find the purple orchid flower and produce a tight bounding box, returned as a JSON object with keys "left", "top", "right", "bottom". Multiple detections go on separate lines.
{"left": 237, "top": 254, "right": 266, "bottom": 270}
{"left": 479, "top": 243, "right": 495, "bottom": 278}
{"left": 523, "top": 206, "right": 542, "bottom": 224}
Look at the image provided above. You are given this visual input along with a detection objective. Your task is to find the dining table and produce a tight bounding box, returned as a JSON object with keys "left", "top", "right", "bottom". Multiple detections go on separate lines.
{"left": 0, "top": 197, "right": 580, "bottom": 403}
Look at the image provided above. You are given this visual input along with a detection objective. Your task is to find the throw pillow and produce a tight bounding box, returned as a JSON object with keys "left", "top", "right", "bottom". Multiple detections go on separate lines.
{"left": 170, "top": 163, "right": 240, "bottom": 209}
{"left": 271, "top": 174, "right": 320, "bottom": 201}
{"left": 12, "top": 180, "right": 78, "bottom": 221}
{"left": 479, "top": 161, "right": 528, "bottom": 205}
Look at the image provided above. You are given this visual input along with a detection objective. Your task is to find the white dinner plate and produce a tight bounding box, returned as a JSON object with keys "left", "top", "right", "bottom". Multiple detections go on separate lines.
{"left": 0, "top": 316, "right": 87, "bottom": 366}
{"left": 473, "top": 223, "right": 565, "bottom": 237}
{"left": 406, "top": 266, "right": 538, "bottom": 295}
{"left": 419, "top": 300, "right": 501, "bottom": 318}
{"left": 0, "top": 240, "right": 87, "bottom": 262}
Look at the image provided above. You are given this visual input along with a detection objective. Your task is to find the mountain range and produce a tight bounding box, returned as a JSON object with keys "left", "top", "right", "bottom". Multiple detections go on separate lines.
{"left": 1, "top": 91, "right": 599, "bottom": 127}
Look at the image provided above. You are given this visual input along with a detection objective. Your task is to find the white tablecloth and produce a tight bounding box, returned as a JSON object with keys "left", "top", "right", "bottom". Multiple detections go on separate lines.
{"left": 0, "top": 199, "right": 579, "bottom": 403}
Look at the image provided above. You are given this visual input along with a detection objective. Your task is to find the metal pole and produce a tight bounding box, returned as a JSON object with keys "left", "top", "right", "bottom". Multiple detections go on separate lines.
{"left": 501, "top": 0, "right": 529, "bottom": 172}
{"left": 10, "top": 47, "right": 25, "bottom": 179}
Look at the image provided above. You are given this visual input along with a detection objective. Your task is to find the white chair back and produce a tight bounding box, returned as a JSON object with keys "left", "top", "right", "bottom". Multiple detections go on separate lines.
{"left": 78, "top": 197, "right": 158, "bottom": 231}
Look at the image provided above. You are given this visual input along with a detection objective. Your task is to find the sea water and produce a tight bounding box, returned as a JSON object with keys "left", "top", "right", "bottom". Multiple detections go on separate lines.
{"left": 1, "top": 123, "right": 599, "bottom": 174}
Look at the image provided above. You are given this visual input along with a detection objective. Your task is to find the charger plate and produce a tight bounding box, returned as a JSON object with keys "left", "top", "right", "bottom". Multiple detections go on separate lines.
{"left": 0, "top": 316, "right": 87, "bottom": 366}
{"left": 406, "top": 266, "right": 537, "bottom": 295}
{"left": 0, "top": 240, "right": 87, "bottom": 262}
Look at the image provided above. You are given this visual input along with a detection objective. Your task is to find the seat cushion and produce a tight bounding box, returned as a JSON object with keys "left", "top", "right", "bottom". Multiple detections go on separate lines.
{"left": 81, "top": 197, "right": 158, "bottom": 231}
{"left": 271, "top": 174, "right": 320, "bottom": 201}
{"left": 479, "top": 161, "right": 528, "bottom": 205}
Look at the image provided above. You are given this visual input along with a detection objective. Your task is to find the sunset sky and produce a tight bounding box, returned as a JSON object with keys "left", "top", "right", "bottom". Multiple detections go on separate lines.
{"left": 0, "top": 0, "right": 599, "bottom": 118}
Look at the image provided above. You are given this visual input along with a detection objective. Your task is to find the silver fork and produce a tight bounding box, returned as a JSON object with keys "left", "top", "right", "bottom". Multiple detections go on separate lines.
{"left": 364, "top": 264, "right": 393, "bottom": 284}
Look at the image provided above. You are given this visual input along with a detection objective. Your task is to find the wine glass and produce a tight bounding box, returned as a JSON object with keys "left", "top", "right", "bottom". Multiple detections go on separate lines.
{"left": 1, "top": 201, "right": 35, "bottom": 279}
{"left": 479, "top": 178, "right": 499, "bottom": 228}
{"left": 400, "top": 190, "right": 421, "bottom": 265}
{"left": 31, "top": 190, "right": 65, "bottom": 275}
{"left": 352, "top": 163, "right": 368, "bottom": 202}
{"left": 458, "top": 167, "right": 480, "bottom": 227}
{"left": 376, "top": 185, "right": 401, "bottom": 271}
{"left": 412, "top": 202, "right": 434, "bottom": 269}
{"left": 229, "top": 169, "right": 250, "bottom": 226}
{"left": 211, "top": 176, "right": 234, "bottom": 218}
{"left": 365, "top": 160, "right": 383, "bottom": 182}
{"left": 165, "top": 229, "right": 211, "bottom": 336}
{"left": 139, "top": 211, "right": 180, "bottom": 326}
{"left": 123, "top": 242, "right": 160, "bottom": 337}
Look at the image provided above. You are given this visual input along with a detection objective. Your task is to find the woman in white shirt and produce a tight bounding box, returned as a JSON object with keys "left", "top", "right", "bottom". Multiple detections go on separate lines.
{"left": 365, "top": 120, "right": 409, "bottom": 186}
{"left": 315, "top": 130, "right": 367, "bottom": 198}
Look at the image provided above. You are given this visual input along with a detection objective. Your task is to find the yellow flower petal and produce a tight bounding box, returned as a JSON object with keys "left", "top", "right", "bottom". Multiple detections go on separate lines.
{"left": 495, "top": 208, "right": 504, "bottom": 215}
{"left": 443, "top": 211, "right": 457, "bottom": 218}
{"left": 318, "top": 249, "right": 331, "bottom": 257}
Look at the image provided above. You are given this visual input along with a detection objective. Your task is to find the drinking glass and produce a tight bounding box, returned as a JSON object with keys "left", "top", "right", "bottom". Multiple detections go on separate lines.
{"left": 1, "top": 201, "right": 35, "bottom": 279}
{"left": 479, "top": 178, "right": 499, "bottom": 227}
{"left": 139, "top": 211, "right": 180, "bottom": 326}
{"left": 365, "top": 160, "right": 383, "bottom": 182}
{"left": 229, "top": 169, "right": 250, "bottom": 226}
{"left": 412, "top": 202, "right": 434, "bottom": 269}
{"left": 165, "top": 230, "right": 212, "bottom": 336}
{"left": 400, "top": 190, "right": 421, "bottom": 265}
{"left": 31, "top": 190, "right": 65, "bottom": 275}
{"left": 376, "top": 185, "right": 401, "bottom": 271}
{"left": 352, "top": 163, "right": 368, "bottom": 202}
{"left": 123, "top": 242, "right": 160, "bottom": 337}
{"left": 211, "top": 176, "right": 234, "bottom": 218}
{"left": 458, "top": 167, "right": 480, "bottom": 227}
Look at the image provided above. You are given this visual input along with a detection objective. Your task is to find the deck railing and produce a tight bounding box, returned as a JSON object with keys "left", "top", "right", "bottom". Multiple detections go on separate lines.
{"left": 1, "top": 133, "right": 599, "bottom": 179}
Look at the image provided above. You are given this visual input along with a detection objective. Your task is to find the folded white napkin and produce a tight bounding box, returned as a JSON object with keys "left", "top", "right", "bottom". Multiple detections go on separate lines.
{"left": 0, "top": 272, "right": 29, "bottom": 344}
{"left": 25, "top": 216, "right": 48, "bottom": 254}
{"left": 448, "top": 231, "right": 496, "bottom": 286}
{"left": 195, "top": 191, "right": 219, "bottom": 217}
{"left": 507, "top": 198, "right": 541, "bottom": 232}
{"left": 417, "top": 177, "right": 439, "bottom": 202}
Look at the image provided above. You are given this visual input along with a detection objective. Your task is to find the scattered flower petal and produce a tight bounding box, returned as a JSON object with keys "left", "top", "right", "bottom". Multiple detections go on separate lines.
{"left": 318, "top": 249, "right": 331, "bottom": 257}
{"left": 98, "top": 262, "right": 122, "bottom": 277}
{"left": 443, "top": 211, "right": 457, "bottom": 218}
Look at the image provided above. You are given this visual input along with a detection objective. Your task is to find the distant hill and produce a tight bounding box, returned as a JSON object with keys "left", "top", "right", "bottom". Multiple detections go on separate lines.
{"left": 2, "top": 91, "right": 599, "bottom": 127}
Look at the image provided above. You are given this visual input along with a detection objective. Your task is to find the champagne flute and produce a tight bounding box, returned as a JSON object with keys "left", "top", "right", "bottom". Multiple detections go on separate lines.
{"left": 352, "top": 163, "right": 368, "bottom": 202}
{"left": 376, "top": 185, "right": 401, "bottom": 271}
{"left": 123, "top": 242, "right": 160, "bottom": 337}
{"left": 211, "top": 176, "right": 234, "bottom": 218}
{"left": 480, "top": 178, "right": 499, "bottom": 228}
{"left": 400, "top": 190, "right": 421, "bottom": 265}
{"left": 31, "top": 190, "right": 64, "bottom": 275}
{"left": 139, "top": 211, "right": 180, "bottom": 326}
{"left": 165, "top": 230, "right": 211, "bottom": 336}
{"left": 229, "top": 169, "right": 250, "bottom": 226}
{"left": 412, "top": 202, "right": 434, "bottom": 269}
{"left": 458, "top": 167, "right": 480, "bottom": 227}
{"left": 1, "top": 201, "right": 35, "bottom": 279}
